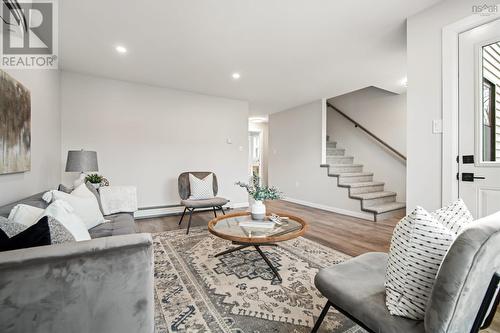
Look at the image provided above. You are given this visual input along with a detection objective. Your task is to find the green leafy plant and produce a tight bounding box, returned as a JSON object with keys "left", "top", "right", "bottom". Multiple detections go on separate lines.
{"left": 235, "top": 175, "right": 283, "bottom": 201}
{"left": 85, "top": 173, "right": 104, "bottom": 184}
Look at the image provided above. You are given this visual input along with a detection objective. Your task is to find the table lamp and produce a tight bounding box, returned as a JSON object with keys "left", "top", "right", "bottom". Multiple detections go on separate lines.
{"left": 65, "top": 150, "right": 98, "bottom": 187}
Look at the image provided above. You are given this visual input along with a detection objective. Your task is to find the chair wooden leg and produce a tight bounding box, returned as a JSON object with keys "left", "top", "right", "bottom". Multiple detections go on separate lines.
{"left": 178, "top": 207, "right": 187, "bottom": 225}
{"left": 212, "top": 206, "right": 217, "bottom": 218}
{"left": 220, "top": 206, "right": 226, "bottom": 215}
{"left": 311, "top": 301, "right": 331, "bottom": 333}
{"left": 186, "top": 208, "right": 194, "bottom": 235}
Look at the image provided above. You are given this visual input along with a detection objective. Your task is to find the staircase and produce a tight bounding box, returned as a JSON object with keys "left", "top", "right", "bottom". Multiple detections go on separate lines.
{"left": 321, "top": 140, "right": 406, "bottom": 221}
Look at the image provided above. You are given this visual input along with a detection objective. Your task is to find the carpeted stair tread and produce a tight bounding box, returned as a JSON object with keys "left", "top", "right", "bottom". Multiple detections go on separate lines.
{"left": 363, "top": 202, "right": 406, "bottom": 214}
{"left": 351, "top": 191, "right": 396, "bottom": 200}
{"left": 326, "top": 149, "right": 346, "bottom": 156}
{"left": 339, "top": 181, "right": 384, "bottom": 188}
{"left": 338, "top": 172, "right": 374, "bottom": 177}
{"left": 328, "top": 163, "right": 363, "bottom": 168}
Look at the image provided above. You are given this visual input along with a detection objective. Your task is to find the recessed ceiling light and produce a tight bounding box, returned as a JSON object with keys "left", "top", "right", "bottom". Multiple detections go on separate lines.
{"left": 232, "top": 72, "right": 241, "bottom": 80}
{"left": 115, "top": 45, "right": 127, "bottom": 54}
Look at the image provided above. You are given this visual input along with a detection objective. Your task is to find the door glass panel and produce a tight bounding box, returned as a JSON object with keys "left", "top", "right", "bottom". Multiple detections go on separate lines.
{"left": 481, "top": 41, "right": 500, "bottom": 162}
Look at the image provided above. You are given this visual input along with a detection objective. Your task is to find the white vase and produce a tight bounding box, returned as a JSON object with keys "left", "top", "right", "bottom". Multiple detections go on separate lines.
{"left": 251, "top": 200, "right": 266, "bottom": 220}
{"left": 91, "top": 183, "right": 100, "bottom": 190}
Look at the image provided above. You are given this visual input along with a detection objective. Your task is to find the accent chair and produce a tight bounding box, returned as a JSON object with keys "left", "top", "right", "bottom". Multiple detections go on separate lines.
{"left": 312, "top": 211, "right": 500, "bottom": 333}
{"left": 178, "top": 172, "right": 229, "bottom": 234}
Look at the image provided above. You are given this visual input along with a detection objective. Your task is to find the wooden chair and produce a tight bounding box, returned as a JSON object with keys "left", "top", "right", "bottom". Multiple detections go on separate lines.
{"left": 178, "top": 172, "right": 229, "bottom": 234}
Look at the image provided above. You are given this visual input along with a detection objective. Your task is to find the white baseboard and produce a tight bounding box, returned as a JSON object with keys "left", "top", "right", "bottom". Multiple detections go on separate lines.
{"left": 134, "top": 202, "right": 249, "bottom": 219}
{"left": 283, "top": 197, "right": 374, "bottom": 221}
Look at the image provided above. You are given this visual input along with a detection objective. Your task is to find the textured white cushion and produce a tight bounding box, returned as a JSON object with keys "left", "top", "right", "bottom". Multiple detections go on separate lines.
{"left": 7, "top": 204, "right": 44, "bottom": 227}
{"left": 44, "top": 184, "right": 105, "bottom": 229}
{"left": 0, "top": 215, "right": 75, "bottom": 244}
{"left": 0, "top": 216, "right": 27, "bottom": 237}
{"left": 189, "top": 173, "right": 214, "bottom": 200}
{"left": 385, "top": 199, "right": 473, "bottom": 320}
{"left": 44, "top": 200, "right": 91, "bottom": 241}
{"left": 431, "top": 198, "right": 473, "bottom": 234}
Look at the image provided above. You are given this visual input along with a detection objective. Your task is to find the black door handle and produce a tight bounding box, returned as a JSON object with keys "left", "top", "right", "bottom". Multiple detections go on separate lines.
{"left": 462, "top": 173, "right": 486, "bottom": 182}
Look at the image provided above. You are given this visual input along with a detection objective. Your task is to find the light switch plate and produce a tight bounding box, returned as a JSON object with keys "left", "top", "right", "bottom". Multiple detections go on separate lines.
{"left": 432, "top": 119, "right": 443, "bottom": 134}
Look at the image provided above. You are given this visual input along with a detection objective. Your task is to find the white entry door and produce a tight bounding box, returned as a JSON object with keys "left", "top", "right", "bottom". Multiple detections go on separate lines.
{"left": 458, "top": 19, "right": 500, "bottom": 219}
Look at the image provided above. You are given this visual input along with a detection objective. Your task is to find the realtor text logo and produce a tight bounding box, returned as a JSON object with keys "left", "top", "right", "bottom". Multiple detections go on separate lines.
{"left": 1, "top": 0, "right": 58, "bottom": 69}
{"left": 472, "top": 4, "right": 498, "bottom": 15}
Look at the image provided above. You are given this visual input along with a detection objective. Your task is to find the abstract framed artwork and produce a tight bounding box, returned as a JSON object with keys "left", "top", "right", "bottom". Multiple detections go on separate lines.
{"left": 0, "top": 70, "right": 31, "bottom": 174}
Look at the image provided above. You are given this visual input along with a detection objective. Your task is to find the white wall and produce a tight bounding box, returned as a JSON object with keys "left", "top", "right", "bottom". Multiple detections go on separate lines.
{"left": 328, "top": 87, "right": 406, "bottom": 201}
{"left": 0, "top": 70, "right": 61, "bottom": 206}
{"left": 407, "top": 0, "right": 483, "bottom": 211}
{"left": 60, "top": 72, "right": 249, "bottom": 208}
{"left": 269, "top": 100, "right": 372, "bottom": 219}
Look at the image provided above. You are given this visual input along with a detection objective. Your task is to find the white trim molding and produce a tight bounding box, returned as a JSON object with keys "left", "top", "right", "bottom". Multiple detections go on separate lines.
{"left": 134, "top": 202, "right": 249, "bottom": 219}
{"left": 441, "top": 12, "right": 500, "bottom": 206}
{"left": 283, "top": 197, "right": 374, "bottom": 221}
{"left": 321, "top": 97, "right": 327, "bottom": 165}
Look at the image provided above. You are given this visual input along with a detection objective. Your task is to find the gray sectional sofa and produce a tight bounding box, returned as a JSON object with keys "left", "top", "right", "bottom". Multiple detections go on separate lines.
{"left": 0, "top": 191, "right": 154, "bottom": 333}
{"left": 0, "top": 191, "right": 137, "bottom": 237}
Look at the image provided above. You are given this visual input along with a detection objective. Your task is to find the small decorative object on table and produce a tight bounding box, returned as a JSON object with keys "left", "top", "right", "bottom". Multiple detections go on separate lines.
{"left": 269, "top": 213, "right": 289, "bottom": 226}
{"left": 235, "top": 175, "right": 283, "bottom": 221}
{"left": 85, "top": 173, "right": 104, "bottom": 189}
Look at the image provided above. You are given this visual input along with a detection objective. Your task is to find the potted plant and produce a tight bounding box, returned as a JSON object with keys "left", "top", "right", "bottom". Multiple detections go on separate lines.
{"left": 85, "top": 173, "right": 104, "bottom": 189}
{"left": 236, "top": 175, "right": 283, "bottom": 220}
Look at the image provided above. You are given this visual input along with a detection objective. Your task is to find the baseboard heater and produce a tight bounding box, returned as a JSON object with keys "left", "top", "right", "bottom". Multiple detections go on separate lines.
{"left": 134, "top": 202, "right": 248, "bottom": 220}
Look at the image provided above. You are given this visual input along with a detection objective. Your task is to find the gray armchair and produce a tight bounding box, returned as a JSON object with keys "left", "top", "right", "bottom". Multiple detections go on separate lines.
{"left": 178, "top": 172, "right": 229, "bottom": 234}
{"left": 0, "top": 233, "right": 154, "bottom": 333}
{"left": 312, "top": 211, "right": 500, "bottom": 333}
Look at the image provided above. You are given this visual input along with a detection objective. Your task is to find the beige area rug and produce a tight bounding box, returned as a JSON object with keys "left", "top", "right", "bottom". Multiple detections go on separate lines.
{"left": 153, "top": 227, "right": 365, "bottom": 333}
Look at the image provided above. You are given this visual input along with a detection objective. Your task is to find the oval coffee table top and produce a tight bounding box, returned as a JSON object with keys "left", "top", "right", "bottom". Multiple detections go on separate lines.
{"left": 208, "top": 211, "right": 307, "bottom": 244}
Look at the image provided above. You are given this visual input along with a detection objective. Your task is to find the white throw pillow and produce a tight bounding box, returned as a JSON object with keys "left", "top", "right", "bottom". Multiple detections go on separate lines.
{"left": 189, "top": 173, "right": 214, "bottom": 200}
{"left": 431, "top": 198, "right": 473, "bottom": 235}
{"left": 385, "top": 199, "right": 473, "bottom": 320}
{"left": 44, "top": 184, "right": 105, "bottom": 229}
{"left": 8, "top": 204, "right": 44, "bottom": 227}
{"left": 43, "top": 200, "right": 91, "bottom": 241}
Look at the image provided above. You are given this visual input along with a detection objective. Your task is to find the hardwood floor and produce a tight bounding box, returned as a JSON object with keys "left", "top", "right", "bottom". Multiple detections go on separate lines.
{"left": 136, "top": 199, "right": 500, "bottom": 332}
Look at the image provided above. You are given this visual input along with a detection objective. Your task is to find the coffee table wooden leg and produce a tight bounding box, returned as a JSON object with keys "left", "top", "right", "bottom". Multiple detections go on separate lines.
{"left": 254, "top": 245, "right": 282, "bottom": 282}
{"left": 214, "top": 244, "right": 250, "bottom": 257}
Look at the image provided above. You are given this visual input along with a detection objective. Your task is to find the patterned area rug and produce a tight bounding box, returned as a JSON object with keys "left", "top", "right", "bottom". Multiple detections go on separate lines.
{"left": 153, "top": 227, "right": 364, "bottom": 333}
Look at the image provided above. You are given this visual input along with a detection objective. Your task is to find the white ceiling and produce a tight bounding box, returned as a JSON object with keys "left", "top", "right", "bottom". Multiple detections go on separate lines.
{"left": 60, "top": 0, "right": 442, "bottom": 115}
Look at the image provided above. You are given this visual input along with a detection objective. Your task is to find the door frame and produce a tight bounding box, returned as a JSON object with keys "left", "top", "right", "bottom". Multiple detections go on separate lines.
{"left": 441, "top": 13, "right": 500, "bottom": 206}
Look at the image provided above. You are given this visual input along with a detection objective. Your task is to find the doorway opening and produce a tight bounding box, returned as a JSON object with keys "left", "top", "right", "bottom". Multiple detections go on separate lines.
{"left": 248, "top": 117, "right": 269, "bottom": 186}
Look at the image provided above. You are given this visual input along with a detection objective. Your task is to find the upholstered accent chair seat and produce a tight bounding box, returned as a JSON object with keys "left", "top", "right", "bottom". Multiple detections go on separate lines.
{"left": 181, "top": 197, "right": 229, "bottom": 209}
{"left": 312, "top": 211, "right": 500, "bottom": 333}
{"left": 178, "top": 172, "right": 229, "bottom": 234}
{"left": 315, "top": 252, "right": 424, "bottom": 333}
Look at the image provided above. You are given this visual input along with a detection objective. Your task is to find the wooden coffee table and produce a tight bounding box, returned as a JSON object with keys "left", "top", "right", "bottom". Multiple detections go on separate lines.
{"left": 208, "top": 211, "right": 307, "bottom": 282}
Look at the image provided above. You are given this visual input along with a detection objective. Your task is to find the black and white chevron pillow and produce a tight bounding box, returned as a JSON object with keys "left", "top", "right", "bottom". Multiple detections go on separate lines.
{"left": 189, "top": 173, "right": 215, "bottom": 200}
{"left": 385, "top": 199, "right": 473, "bottom": 320}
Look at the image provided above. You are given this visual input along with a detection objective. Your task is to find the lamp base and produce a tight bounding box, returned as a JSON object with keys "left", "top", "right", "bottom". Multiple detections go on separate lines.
{"left": 73, "top": 173, "right": 86, "bottom": 188}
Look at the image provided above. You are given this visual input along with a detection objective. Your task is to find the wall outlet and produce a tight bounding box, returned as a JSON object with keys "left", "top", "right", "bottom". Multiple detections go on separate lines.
{"left": 238, "top": 146, "right": 243, "bottom": 152}
{"left": 295, "top": 181, "right": 300, "bottom": 187}
{"left": 432, "top": 120, "right": 443, "bottom": 134}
